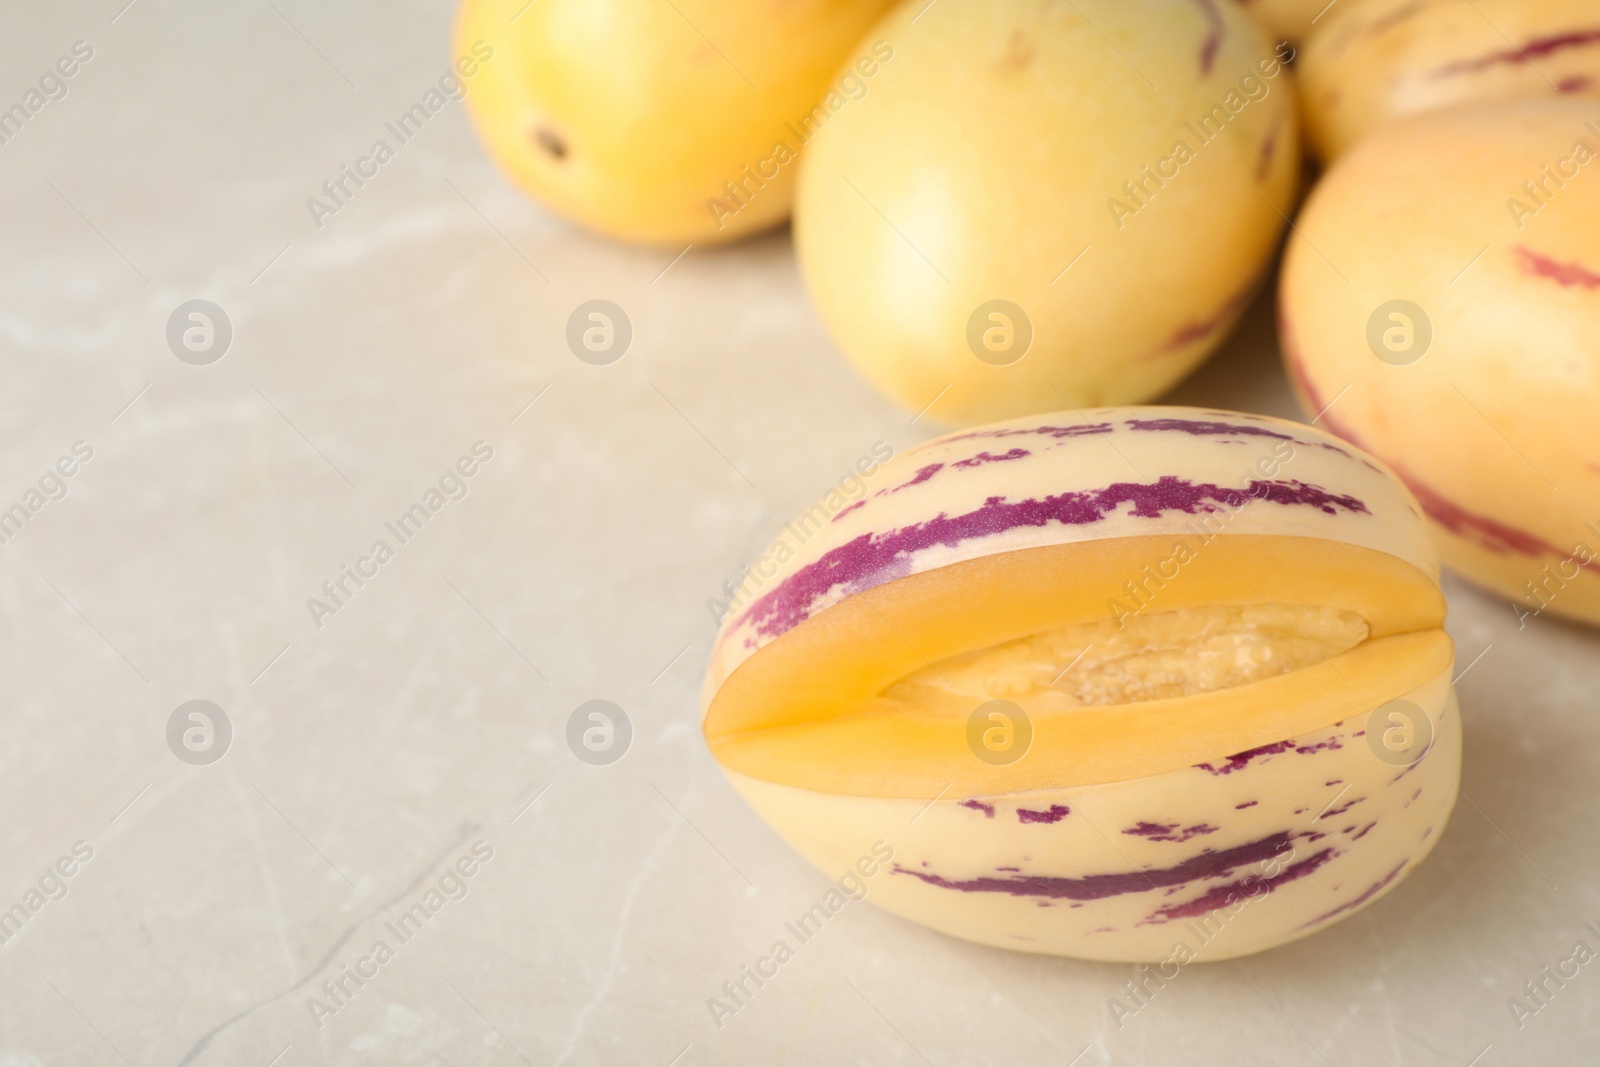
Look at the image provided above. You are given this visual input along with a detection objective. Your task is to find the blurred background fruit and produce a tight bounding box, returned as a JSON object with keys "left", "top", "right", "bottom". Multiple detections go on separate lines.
{"left": 1234, "top": 0, "right": 1341, "bottom": 43}
{"left": 1281, "top": 99, "right": 1600, "bottom": 626}
{"left": 1301, "top": 0, "right": 1600, "bottom": 161}
{"left": 795, "top": 0, "right": 1300, "bottom": 427}
{"left": 455, "top": 0, "right": 898, "bottom": 246}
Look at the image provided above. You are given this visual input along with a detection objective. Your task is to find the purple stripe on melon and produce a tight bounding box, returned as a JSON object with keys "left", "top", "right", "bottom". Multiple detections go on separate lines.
{"left": 843, "top": 451, "right": 1026, "bottom": 519}
{"left": 939, "top": 416, "right": 1358, "bottom": 463}
{"left": 1390, "top": 743, "right": 1436, "bottom": 784}
{"left": 1255, "top": 121, "right": 1280, "bottom": 181}
{"left": 960, "top": 799, "right": 995, "bottom": 818}
{"left": 1296, "top": 860, "right": 1406, "bottom": 930}
{"left": 1195, "top": 735, "right": 1344, "bottom": 774}
{"left": 1124, "top": 822, "right": 1218, "bottom": 843}
{"left": 1318, "top": 797, "right": 1363, "bottom": 820}
{"left": 887, "top": 463, "right": 943, "bottom": 494}
{"left": 1127, "top": 417, "right": 1295, "bottom": 441}
{"left": 1516, "top": 245, "right": 1600, "bottom": 289}
{"left": 953, "top": 448, "right": 1030, "bottom": 468}
{"left": 891, "top": 831, "right": 1296, "bottom": 902}
{"left": 1017, "top": 803, "right": 1071, "bottom": 824}
{"left": 1280, "top": 329, "right": 1383, "bottom": 475}
{"left": 1157, "top": 284, "right": 1255, "bottom": 354}
{"left": 1558, "top": 75, "right": 1595, "bottom": 93}
{"left": 1125, "top": 416, "right": 1354, "bottom": 458}
{"left": 831, "top": 499, "right": 866, "bottom": 522}
{"left": 1197, "top": 740, "right": 1295, "bottom": 775}
{"left": 1406, "top": 473, "right": 1595, "bottom": 567}
{"left": 941, "top": 422, "right": 1114, "bottom": 444}
{"left": 1189, "top": 0, "right": 1224, "bottom": 74}
{"left": 1430, "top": 28, "right": 1600, "bottom": 77}
{"left": 1143, "top": 848, "right": 1336, "bottom": 923}
{"left": 731, "top": 477, "right": 1369, "bottom": 641}
{"left": 1284, "top": 328, "right": 1589, "bottom": 561}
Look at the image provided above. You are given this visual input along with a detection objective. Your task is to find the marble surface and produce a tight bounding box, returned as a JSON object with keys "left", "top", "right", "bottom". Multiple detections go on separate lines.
{"left": 2, "top": 3, "right": 1597, "bottom": 1065}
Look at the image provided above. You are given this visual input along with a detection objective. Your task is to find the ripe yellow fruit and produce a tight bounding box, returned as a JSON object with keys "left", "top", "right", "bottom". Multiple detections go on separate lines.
{"left": 1281, "top": 99, "right": 1600, "bottom": 626}
{"left": 794, "top": 0, "right": 1301, "bottom": 427}
{"left": 1301, "top": 0, "right": 1600, "bottom": 160}
{"left": 454, "top": 0, "right": 898, "bottom": 246}
{"left": 704, "top": 407, "right": 1457, "bottom": 960}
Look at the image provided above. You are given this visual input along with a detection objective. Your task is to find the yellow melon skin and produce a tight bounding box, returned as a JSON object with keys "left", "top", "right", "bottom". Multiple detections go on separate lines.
{"left": 1301, "top": 0, "right": 1600, "bottom": 160}
{"left": 454, "top": 0, "right": 898, "bottom": 246}
{"left": 793, "top": 0, "right": 1301, "bottom": 427}
{"left": 1281, "top": 100, "right": 1600, "bottom": 627}
{"left": 1237, "top": 0, "right": 1338, "bottom": 44}
{"left": 731, "top": 685, "right": 1458, "bottom": 963}
{"left": 703, "top": 406, "right": 1458, "bottom": 961}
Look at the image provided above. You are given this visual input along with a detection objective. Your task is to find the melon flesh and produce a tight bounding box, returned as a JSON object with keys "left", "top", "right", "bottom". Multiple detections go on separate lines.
{"left": 706, "top": 534, "right": 1449, "bottom": 797}
{"left": 894, "top": 602, "right": 1369, "bottom": 707}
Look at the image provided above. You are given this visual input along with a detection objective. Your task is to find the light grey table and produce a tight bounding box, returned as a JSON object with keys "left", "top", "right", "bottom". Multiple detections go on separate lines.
{"left": 1, "top": 3, "right": 1595, "bottom": 1065}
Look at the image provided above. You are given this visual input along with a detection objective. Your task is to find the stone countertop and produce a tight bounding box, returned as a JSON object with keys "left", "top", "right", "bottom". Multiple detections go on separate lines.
{"left": 1, "top": 3, "right": 1596, "bottom": 1065}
